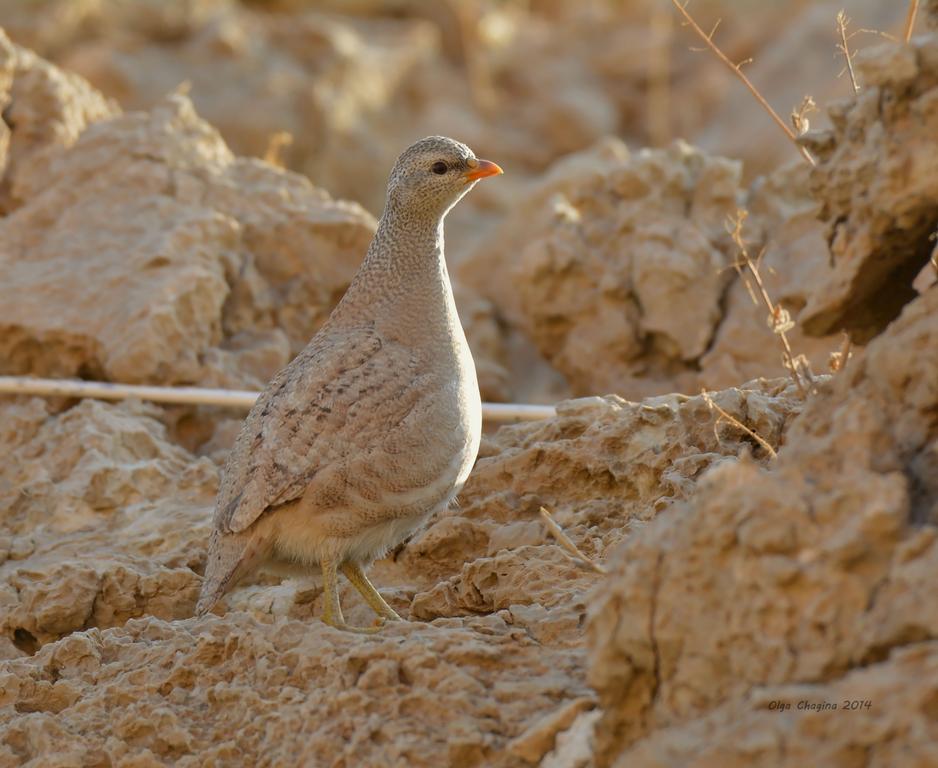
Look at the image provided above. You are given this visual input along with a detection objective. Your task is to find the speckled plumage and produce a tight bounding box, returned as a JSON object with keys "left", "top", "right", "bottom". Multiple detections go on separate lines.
{"left": 197, "top": 137, "right": 502, "bottom": 628}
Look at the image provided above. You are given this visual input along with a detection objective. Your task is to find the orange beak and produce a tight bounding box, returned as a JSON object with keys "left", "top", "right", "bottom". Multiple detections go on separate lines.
{"left": 463, "top": 159, "right": 504, "bottom": 183}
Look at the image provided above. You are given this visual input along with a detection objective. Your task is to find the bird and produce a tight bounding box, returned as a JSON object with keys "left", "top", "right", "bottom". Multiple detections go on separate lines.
{"left": 196, "top": 136, "right": 503, "bottom": 631}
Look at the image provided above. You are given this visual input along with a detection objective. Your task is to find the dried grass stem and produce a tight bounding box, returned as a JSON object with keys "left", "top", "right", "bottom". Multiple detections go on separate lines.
{"left": 671, "top": 1, "right": 815, "bottom": 166}
{"left": 539, "top": 507, "right": 607, "bottom": 574}
{"left": 0, "top": 376, "right": 556, "bottom": 423}
{"left": 701, "top": 390, "right": 778, "bottom": 460}
{"left": 837, "top": 11, "right": 860, "bottom": 94}
{"left": 904, "top": 0, "right": 920, "bottom": 43}
{"left": 728, "top": 210, "right": 810, "bottom": 397}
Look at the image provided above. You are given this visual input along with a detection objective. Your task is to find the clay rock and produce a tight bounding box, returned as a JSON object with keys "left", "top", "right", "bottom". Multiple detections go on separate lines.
{"left": 455, "top": 137, "right": 633, "bottom": 404}
{"left": 466, "top": 10, "right": 618, "bottom": 172}
{"left": 0, "top": 374, "right": 806, "bottom": 764}
{"left": 462, "top": 141, "right": 854, "bottom": 400}
{"left": 0, "top": 0, "right": 227, "bottom": 57}
{"left": 0, "top": 0, "right": 843, "bottom": 213}
{"left": 404, "top": 379, "right": 804, "bottom": 627}
{"left": 457, "top": 136, "right": 632, "bottom": 329}
{"left": 0, "top": 612, "right": 591, "bottom": 767}
{"left": 512, "top": 141, "right": 741, "bottom": 398}
{"left": 26, "top": 0, "right": 624, "bottom": 238}
{"left": 800, "top": 31, "right": 938, "bottom": 341}
{"left": 0, "top": 81, "right": 375, "bottom": 389}
{"left": 0, "top": 28, "right": 117, "bottom": 212}
{"left": 411, "top": 545, "right": 585, "bottom": 621}
{"left": 0, "top": 398, "right": 217, "bottom": 654}
{"left": 616, "top": 642, "right": 938, "bottom": 767}
{"left": 588, "top": 284, "right": 938, "bottom": 766}
{"left": 0, "top": 36, "right": 512, "bottom": 409}
{"left": 43, "top": 2, "right": 439, "bottom": 215}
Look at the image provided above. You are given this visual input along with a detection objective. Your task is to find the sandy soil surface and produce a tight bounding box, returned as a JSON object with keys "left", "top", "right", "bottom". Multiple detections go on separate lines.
{"left": 0, "top": 2, "right": 936, "bottom": 766}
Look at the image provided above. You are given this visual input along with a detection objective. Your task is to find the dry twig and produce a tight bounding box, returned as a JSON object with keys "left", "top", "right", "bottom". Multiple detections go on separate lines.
{"left": 701, "top": 390, "right": 777, "bottom": 459}
{"left": 0, "top": 376, "right": 556, "bottom": 423}
{"left": 829, "top": 332, "right": 853, "bottom": 373}
{"left": 728, "top": 210, "right": 810, "bottom": 397}
{"left": 836, "top": 11, "right": 861, "bottom": 94}
{"left": 905, "top": 0, "right": 920, "bottom": 43}
{"left": 671, "top": 1, "right": 815, "bottom": 166}
{"left": 539, "top": 507, "right": 607, "bottom": 574}
{"left": 790, "top": 96, "right": 817, "bottom": 136}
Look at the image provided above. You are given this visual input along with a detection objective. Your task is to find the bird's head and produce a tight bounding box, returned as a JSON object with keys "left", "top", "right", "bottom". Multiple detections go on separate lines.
{"left": 384, "top": 136, "right": 503, "bottom": 219}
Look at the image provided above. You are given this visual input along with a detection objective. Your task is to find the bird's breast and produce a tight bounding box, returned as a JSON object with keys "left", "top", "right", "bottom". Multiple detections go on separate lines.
{"left": 345, "top": 330, "right": 481, "bottom": 523}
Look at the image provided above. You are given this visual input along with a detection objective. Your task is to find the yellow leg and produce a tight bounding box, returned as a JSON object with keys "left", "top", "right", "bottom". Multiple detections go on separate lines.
{"left": 341, "top": 561, "right": 403, "bottom": 622}
{"left": 319, "top": 554, "right": 382, "bottom": 633}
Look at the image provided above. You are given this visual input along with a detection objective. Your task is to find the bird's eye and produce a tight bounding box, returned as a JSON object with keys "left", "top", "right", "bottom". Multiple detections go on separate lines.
{"left": 431, "top": 161, "right": 448, "bottom": 175}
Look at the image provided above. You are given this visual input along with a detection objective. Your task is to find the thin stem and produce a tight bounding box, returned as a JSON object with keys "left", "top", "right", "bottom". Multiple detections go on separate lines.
{"left": 830, "top": 331, "right": 853, "bottom": 373}
{"left": 701, "top": 390, "right": 778, "bottom": 459}
{"left": 904, "top": 0, "right": 920, "bottom": 43}
{"left": 837, "top": 11, "right": 860, "bottom": 94}
{"left": 671, "top": 1, "right": 815, "bottom": 166}
{"left": 729, "top": 211, "right": 808, "bottom": 397}
{"left": 0, "top": 376, "right": 557, "bottom": 423}
{"left": 539, "top": 508, "right": 607, "bottom": 574}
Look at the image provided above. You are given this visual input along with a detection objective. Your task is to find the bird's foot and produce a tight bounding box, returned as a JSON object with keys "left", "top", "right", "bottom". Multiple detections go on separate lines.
{"left": 321, "top": 555, "right": 397, "bottom": 632}
{"left": 340, "top": 561, "right": 405, "bottom": 622}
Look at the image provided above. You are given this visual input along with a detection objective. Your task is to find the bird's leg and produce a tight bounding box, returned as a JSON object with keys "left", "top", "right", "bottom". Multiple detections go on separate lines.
{"left": 320, "top": 554, "right": 383, "bottom": 633}
{"left": 320, "top": 553, "right": 345, "bottom": 626}
{"left": 341, "top": 561, "right": 403, "bottom": 622}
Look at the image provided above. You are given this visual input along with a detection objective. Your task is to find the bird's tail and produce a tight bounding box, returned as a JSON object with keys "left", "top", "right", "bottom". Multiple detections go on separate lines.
{"left": 196, "top": 527, "right": 270, "bottom": 617}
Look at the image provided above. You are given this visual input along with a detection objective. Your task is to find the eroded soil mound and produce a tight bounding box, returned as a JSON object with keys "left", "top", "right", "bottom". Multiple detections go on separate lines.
{"left": 1, "top": 7, "right": 937, "bottom": 768}
{"left": 0, "top": 378, "right": 802, "bottom": 765}
{"left": 590, "top": 285, "right": 938, "bottom": 766}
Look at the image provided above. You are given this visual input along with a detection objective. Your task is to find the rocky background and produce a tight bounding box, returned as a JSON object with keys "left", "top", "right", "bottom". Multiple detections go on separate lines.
{"left": 0, "top": 1, "right": 936, "bottom": 766}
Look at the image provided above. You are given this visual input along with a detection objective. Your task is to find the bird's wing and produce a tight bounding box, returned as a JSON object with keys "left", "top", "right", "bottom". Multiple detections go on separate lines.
{"left": 213, "top": 325, "right": 410, "bottom": 534}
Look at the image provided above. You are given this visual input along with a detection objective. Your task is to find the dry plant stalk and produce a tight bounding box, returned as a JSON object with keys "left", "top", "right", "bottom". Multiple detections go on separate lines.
{"left": 790, "top": 96, "right": 817, "bottom": 136}
{"left": 829, "top": 331, "right": 853, "bottom": 373}
{"left": 539, "top": 507, "right": 607, "bottom": 574}
{"left": 700, "top": 390, "right": 778, "bottom": 459}
{"left": 836, "top": 10, "right": 861, "bottom": 94}
{"left": 671, "top": 1, "right": 815, "bottom": 166}
{"left": 728, "top": 209, "right": 810, "bottom": 397}
{"left": 0, "top": 376, "right": 556, "bottom": 423}
{"left": 905, "top": 0, "right": 920, "bottom": 43}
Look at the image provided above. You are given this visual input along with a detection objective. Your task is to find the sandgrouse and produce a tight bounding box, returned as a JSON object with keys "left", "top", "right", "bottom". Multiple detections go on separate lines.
{"left": 196, "top": 136, "right": 502, "bottom": 631}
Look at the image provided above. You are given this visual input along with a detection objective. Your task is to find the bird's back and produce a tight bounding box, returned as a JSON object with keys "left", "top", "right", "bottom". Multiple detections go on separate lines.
{"left": 214, "top": 256, "right": 480, "bottom": 540}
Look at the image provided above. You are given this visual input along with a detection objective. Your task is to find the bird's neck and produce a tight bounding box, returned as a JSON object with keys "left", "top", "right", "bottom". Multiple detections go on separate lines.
{"left": 338, "top": 206, "right": 461, "bottom": 338}
{"left": 368, "top": 203, "right": 445, "bottom": 276}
